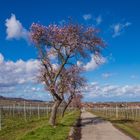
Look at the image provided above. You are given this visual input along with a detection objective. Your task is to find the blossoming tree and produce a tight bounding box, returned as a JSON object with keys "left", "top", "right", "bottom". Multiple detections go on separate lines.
{"left": 30, "top": 22, "right": 104, "bottom": 126}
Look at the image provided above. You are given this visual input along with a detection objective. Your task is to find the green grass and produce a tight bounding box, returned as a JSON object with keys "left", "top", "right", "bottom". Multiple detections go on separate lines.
{"left": 20, "top": 111, "right": 80, "bottom": 140}
{"left": 0, "top": 111, "right": 80, "bottom": 140}
{"left": 0, "top": 116, "right": 49, "bottom": 140}
{"left": 91, "top": 111, "right": 140, "bottom": 140}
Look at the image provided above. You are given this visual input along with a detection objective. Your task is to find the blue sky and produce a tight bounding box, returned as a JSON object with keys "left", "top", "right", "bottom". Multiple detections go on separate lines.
{"left": 0, "top": 0, "right": 140, "bottom": 102}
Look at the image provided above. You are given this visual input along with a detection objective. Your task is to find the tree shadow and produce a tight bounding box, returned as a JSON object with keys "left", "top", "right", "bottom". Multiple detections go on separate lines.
{"left": 80, "top": 117, "right": 107, "bottom": 126}
{"left": 73, "top": 118, "right": 81, "bottom": 140}
{"left": 72, "top": 116, "right": 108, "bottom": 140}
{"left": 72, "top": 116, "right": 137, "bottom": 140}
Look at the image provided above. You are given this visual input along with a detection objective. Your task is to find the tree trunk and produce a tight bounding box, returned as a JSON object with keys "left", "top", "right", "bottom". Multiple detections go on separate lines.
{"left": 61, "top": 98, "right": 73, "bottom": 118}
{"left": 61, "top": 103, "right": 68, "bottom": 118}
{"left": 49, "top": 99, "right": 62, "bottom": 126}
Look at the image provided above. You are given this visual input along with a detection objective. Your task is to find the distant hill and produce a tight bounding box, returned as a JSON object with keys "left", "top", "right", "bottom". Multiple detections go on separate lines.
{"left": 0, "top": 95, "right": 44, "bottom": 102}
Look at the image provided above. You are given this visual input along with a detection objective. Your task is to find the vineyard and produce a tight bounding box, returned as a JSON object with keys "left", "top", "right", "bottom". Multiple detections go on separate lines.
{"left": 93, "top": 107, "right": 140, "bottom": 120}
{"left": 0, "top": 101, "right": 74, "bottom": 131}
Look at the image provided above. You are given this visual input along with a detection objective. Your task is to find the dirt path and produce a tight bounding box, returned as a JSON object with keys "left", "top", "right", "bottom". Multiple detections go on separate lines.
{"left": 80, "top": 111, "right": 133, "bottom": 140}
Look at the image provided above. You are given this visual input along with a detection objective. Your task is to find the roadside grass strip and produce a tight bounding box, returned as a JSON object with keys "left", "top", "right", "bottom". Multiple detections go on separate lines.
{"left": 20, "top": 111, "right": 80, "bottom": 140}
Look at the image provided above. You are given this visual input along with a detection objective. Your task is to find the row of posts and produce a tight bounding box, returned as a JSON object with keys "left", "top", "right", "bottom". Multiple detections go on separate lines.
{"left": 0, "top": 101, "right": 50, "bottom": 130}
{"left": 93, "top": 106, "right": 140, "bottom": 120}
{"left": 0, "top": 102, "right": 74, "bottom": 130}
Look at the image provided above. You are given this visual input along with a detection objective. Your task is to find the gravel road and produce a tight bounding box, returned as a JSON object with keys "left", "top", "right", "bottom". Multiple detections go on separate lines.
{"left": 80, "top": 111, "right": 133, "bottom": 140}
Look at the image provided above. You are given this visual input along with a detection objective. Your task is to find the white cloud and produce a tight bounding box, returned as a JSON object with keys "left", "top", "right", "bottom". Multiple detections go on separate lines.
{"left": 95, "top": 15, "right": 102, "bottom": 25}
{"left": 5, "top": 14, "right": 29, "bottom": 40}
{"left": 125, "top": 22, "right": 131, "bottom": 26}
{"left": 52, "top": 63, "right": 59, "bottom": 70}
{"left": 77, "top": 61, "right": 83, "bottom": 67}
{"left": 0, "top": 53, "right": 4, "bottom": 64}
{"left": 83, "top": 82, "right": 140, "bottom": 100}
{"left": 83, "top": 14, "right": 103, "bottom": 25}
{"left": 48, "top": 51, "right": 57, "bottom": 60}
{"left": 112, "top": 22, "right": 131, "bottom": 37}
{"left": 83, "top": 54, "right": 106, "bottom": 71}
{"left": 0, "top": 54, "right": 52, "bottom": 100}
{"left": 0, "top": 84, "right": 51, "bottom": 101}
{"left": 112, "top": 23, "right": 121, "bottom": 37}
{"left": 0, "top": 54, "right": 41, "bottom": 90}
{"left": 83, "top": 14, "right": 92, "bottom": 20}
{"left": 0, "top": 53, "right": 59, "bottom": 100}
{"left": 102, "top": 73, "right": 112, "bottom": 78}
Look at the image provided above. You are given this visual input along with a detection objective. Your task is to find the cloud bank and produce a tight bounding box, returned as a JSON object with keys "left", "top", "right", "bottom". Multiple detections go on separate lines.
{"left": 0, "top": 53, "right": 40, "bottom": 92}
{"left": 0, "top": 53, "right": 139, "bottom": 101}
{"left": 82, "top": 82, "right": 140, "bottom": 101}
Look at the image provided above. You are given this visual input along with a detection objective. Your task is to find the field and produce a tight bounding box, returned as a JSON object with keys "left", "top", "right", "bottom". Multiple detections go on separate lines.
{"left": 0, "top": 109, "right": 80, "bottom": 140}
{"left": 0, "top": 98, "right": 80, "bottom": 140}
{"left": 1, "top": 98, "right": 140, "bottom": 140}
{"left": 91, "top": 107, "right": 140, "bottom": 140}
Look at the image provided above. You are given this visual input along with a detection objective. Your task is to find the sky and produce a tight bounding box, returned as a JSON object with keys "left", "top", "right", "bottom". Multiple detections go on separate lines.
{"left": 0, "top": 0, "right": 140, "bottom": 102}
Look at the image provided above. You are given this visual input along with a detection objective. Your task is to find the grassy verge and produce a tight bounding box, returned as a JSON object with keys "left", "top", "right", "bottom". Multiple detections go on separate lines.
{"left": 20, "top": 110, "right": 80, "bottom": 140}
{"left": 90, "top": 111, "right": 140, "bottom": 140}
{"left": 0, "top": 116, "right": 49, "bottom": 140}
{"left": 0, "top": 111, "right": 80, "bottom": 140}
